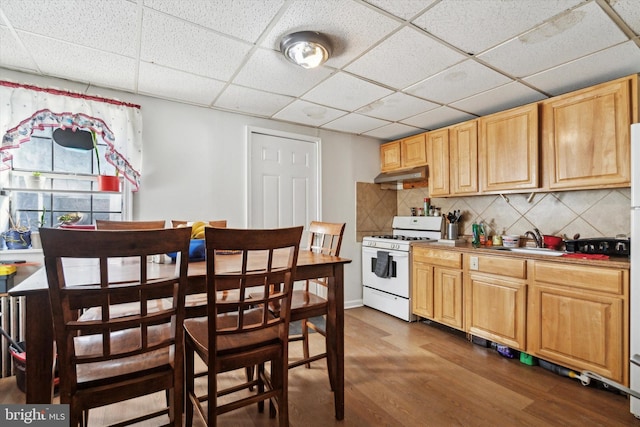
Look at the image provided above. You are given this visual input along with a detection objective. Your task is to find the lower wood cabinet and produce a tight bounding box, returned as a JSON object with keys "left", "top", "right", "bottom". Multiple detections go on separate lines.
{"left": 464, "top": 254, "right": 527, "bottom": 350}
{"left": 412, "top": 247, "right": 463, "bottom": 330}
{"left": 434, "top": 267, "right": 463, "bottom": 330}
{"left": 410, "top": 246, "right": 630, "bottom": 385}
{"left": 528, "top": 261, "right": 629, "bottom": 386}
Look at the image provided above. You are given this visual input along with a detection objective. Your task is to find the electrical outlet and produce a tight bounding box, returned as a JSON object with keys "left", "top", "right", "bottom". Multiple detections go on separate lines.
{"left": 470, "top": 256, "right": 479, "bottom": 270}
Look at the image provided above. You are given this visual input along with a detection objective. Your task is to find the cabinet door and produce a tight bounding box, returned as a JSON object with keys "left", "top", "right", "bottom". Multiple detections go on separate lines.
{"left": 543, "top": 76, "right": 632, "bottom": 189}
{"left": 426, "top": 129, "right": 450, "bottom": 197}
{"left": 401, "top": 133, "right": 427, "bottom": 168}
{"left": 450, "top": 120, "right": 478, "bottom": 195}
{"left": 528, "top": 283, "right": 625, "bottom": 384}
{"left": 380, "top": 140, "right": 401, "bottom": 172}
{"left": 434, "top": 267, "right": 463, "bottom": 330}
{"left": 479, "top": 103, "right": 539, "bottom": 192}
{"left": 466, "top": 273, "right": 526, "bottom": 349}
{"left": 412, "top": 262, "right": 434, "bottom": 319}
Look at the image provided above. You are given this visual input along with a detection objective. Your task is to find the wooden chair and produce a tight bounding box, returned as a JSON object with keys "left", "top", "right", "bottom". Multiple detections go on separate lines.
{"left": 40, "top": 227, "right": 191, "bottom": 427}
{"left": 183, "top": 226, "right": 303, "bottom": 427}
{"left": 171, "top": 220, "right": 227, "bottom": 228}
{"left": 289, "top": 222, "right": 345, "bottom": 372}
{"left": 246, "top": 222, "right": 345, "bottom": 387}
{"left": 95, "top": 219, "right": 166, "bottom": 230}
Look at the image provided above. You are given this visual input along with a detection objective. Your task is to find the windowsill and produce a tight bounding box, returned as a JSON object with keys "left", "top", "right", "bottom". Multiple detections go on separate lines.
{"left": 0, "top": 248, "right": 43, "bottom": 254}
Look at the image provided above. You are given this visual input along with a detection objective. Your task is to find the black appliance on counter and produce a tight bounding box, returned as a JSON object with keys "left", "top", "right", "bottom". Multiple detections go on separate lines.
{"left": 564, "top": 237, "right": 630, "bottom": 256}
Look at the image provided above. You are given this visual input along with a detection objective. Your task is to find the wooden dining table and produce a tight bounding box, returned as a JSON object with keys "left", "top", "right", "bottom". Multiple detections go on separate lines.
{"left": 9, "top": 250, "right": 351, "bottom": 420}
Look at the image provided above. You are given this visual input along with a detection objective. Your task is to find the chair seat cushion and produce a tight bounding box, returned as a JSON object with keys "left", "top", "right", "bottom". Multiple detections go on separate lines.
{"left": 290, "top": 289, "right": 327, "bottom": 321}
{"left": 291, "top": 289, "right": 326, "bottom": 309}
{"left": 74, "top": 324, "right": 173, "bottom": 386}
{"left": 184, "top": 308, "right": 280, "bottom": 358}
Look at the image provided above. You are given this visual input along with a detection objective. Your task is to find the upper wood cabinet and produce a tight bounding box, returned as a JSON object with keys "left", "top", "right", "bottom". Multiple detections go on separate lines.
{"left": 380, "top": 140, "right": 401, "bottom": 172}
{"left": 542, "top": 75, "right": 635, "bottom": 190}
{"left": 426, "top": 129, "right": 449, "bottom": 197}
{"left": 479, "top": 103, "right": 539, "bottom": 192}
{"left": 425, "top": 121, "right": 479, "bottom": 197}
{"left": 450, "top": 120, "right": 479, "bottom": 195}
{"left": 401, "top": 134, "right": 427, "bottom": 168}
{"left": 380, "top": 134, "right": 427, "bottom": 172}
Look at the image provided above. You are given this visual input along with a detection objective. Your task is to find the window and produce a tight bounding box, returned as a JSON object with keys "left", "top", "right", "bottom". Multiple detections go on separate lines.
{"left": 4, "top": 127, "right": 127, "bottom": 233}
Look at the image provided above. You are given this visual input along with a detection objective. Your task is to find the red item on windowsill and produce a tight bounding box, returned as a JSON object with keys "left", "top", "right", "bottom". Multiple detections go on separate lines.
{"left": 561, "top": 253, "right": 610, "bottom": 260}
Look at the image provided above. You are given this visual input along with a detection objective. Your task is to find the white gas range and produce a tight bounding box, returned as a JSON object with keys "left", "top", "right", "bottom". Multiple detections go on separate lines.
{"left": 362, "top": 216, "right": 444, "bottom": 321}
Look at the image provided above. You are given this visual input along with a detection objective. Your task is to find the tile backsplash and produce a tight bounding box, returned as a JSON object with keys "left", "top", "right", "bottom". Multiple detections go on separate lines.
{"left": 356, "top": 182, "right": 631, "bottom": 243}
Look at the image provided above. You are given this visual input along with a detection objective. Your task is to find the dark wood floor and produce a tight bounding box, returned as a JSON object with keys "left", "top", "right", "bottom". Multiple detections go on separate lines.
{"left": 1, "top": 306, "right": 637, "bottom": 426}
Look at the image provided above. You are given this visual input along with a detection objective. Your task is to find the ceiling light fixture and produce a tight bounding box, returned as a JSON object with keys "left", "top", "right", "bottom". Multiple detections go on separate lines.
{"left": 280, "top": 31, "right": 332, "bottom": 69}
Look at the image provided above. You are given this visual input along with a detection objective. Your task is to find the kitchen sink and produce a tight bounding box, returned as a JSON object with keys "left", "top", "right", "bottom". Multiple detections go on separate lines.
{"left": 488, "top": 246, "right": 566, "bottom": 256}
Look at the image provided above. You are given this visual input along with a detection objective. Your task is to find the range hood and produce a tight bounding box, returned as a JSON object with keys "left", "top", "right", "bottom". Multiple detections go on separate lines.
{"left": 374, "top": 166, "right": 427, "bottom": 184}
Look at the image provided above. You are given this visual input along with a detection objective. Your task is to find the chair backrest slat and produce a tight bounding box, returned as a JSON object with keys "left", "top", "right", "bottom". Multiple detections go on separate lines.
{"left": 95, "top": 219, "right": 166, "bottom": 230}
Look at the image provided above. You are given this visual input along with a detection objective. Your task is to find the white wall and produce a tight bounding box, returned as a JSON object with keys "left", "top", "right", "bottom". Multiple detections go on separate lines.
{"left": 0, "top": 68, "right": 381, "bottom": 308}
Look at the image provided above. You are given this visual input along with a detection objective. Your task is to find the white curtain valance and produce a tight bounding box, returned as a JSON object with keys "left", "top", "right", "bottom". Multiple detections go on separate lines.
{"left": 0, "top": 81, "right": 142, "bottom": 190}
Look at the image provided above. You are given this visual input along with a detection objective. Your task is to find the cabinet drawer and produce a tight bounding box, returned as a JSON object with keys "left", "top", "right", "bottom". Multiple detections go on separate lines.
{"left": 468, "top": 254, "right": 526, "bottom": 279}
{"left": 413, "top": 247, "right": 462, "bottom": 269}
{"left": 533, "top": 261, "right": 625, "bottom": 294}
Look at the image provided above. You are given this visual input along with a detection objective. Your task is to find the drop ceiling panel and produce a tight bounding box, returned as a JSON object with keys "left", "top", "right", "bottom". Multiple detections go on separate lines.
{"left": 345, "top": 26, "right": 466, "bottom": 90}
{"left": 523, "top": 41, "right": 640, "bottom": 95}
{"left": 233, "top": 48, "right": 333, "bottom": 97}
{"left": 405, "top": 59, "right": 512, "bottom": 104}
{"left": 273, "top": 100, "right": 347, "bottom": 127}
{"left": 363, "top": 122, "right": 426, "bottom": 140}
{"left": 413, "top": 0, "right": 585, "bottom": 55}
{"left": 1, "top": 0, "right": 140, "bottom": 57}
{"left": 321, "top": 113, "right": 390, "bottom": 134}
{"left": 302, "top": 72, "right": 393, "bottom": 112}
{"left": 18, "top": 32, "right": 137, "bottom": 91}
{"left": 364, "top": 0, "right": 437, "bottom": 20}
{"left": 357, "top": 92, "right": 439, "bottom": 121}
{"left": 138, "top": 62, "right": 225, "bottom": 105}
{"left": 609, "top": 0, "right": 640, "bottom": 34}
{"left": 140, "top": 9, "right": 252, "bottom": 81}
{"left": 450, "top": 82, "right": 547, "bottom": 116}
{"left": 214, "top": 84, "right": 294, "bottom": 117}
{"left": 401, "top": 106, "right": 476, "bottom": 130}
{"left": 477, "top": 2, "right": 629, "bottom": 78}
{"left": 0, "top": 26, "right": 37, "bottom": 72}
{"left": 143, "top": 0, "right": 285, "bottom": 43}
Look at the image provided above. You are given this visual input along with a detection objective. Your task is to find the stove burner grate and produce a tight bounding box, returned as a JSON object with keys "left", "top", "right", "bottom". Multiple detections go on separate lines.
{"left": 370, "top": 235, "right": 432, "bottom": 241}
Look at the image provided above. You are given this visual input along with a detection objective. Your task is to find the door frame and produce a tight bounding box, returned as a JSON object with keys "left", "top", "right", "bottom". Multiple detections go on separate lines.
{"left": 245, "top": 126, "right": 322, "bottom": 228}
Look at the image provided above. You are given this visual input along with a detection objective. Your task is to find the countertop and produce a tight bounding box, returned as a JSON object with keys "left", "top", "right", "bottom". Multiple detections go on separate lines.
{"left": 411, "top": 241, "right": 631, "bottom": 269}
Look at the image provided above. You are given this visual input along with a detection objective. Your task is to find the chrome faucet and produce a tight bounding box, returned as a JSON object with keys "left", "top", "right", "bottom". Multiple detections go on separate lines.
{"left": 525, "top": 228, "right": 543, "bottom": 248}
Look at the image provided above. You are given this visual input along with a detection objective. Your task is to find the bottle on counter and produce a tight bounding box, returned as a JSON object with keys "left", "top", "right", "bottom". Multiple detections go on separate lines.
{"left": 472, "top": 223, "right": 480, "bottom": 248}
{"left": 478, "top": 222, "right": 486, "bottom": 245}
{"left": 424, "top": 198, "right": 430, "bottom": 216}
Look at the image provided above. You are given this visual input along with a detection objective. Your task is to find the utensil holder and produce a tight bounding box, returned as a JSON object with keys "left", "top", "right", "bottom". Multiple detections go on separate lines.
{"left": 447, "top": 223, "right": 458, "bottom": 240}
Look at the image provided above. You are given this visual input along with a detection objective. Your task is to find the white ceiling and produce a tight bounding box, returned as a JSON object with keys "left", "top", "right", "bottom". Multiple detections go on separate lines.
{"left": 1, "top": 0, "right": 639, "bottom": 141}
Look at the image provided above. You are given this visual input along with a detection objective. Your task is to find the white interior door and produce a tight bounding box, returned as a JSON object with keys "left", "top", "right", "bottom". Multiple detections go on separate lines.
{"left": 247, "top": 127, "right": 320, "bottom": 230}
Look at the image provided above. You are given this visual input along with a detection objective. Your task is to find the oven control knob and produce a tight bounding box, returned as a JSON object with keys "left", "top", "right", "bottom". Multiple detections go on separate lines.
{"left": 392, "top": 243, "right": 399, "bottom": 250}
